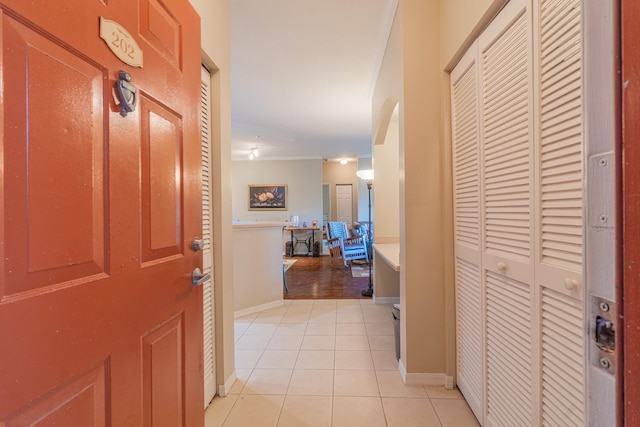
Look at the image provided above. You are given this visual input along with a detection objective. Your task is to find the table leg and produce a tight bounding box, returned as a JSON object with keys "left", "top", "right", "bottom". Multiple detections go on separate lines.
{"left": 290, "top": 230, "right": 294, "bottom": 256}
{"left": 311, "top": 230, "right": 315, "bottom": 257}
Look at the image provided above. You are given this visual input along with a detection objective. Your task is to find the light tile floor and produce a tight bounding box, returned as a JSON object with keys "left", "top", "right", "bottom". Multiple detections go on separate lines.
{"left": 205, "top": 299, "right": 480, "bottom": 427}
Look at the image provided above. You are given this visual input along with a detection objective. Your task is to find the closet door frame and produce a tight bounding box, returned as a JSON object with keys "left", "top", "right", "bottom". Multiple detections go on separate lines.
{"left": 583, "top": 0, "right": 619, "bottom": 425}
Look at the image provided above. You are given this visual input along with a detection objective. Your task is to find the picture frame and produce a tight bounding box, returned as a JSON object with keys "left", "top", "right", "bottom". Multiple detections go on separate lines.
{"left": 248, "top": 184, "right": 288, "bottom": 211}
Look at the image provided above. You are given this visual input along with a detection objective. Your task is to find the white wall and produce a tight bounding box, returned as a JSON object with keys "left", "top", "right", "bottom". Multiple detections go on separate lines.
{"left": 233, "top": 224, "right": 284, "bottom": 312}
{"left": 373, "top": 106, "right": 400, "bottom": 243}
{"left": 440, "top": 0, "right": 498, "bottom": 66}
{"left": 371, "top": 0, "right": 514, "bottom": 386}
{"left": 232, "top": 160, "right": 323, "bottom": 226}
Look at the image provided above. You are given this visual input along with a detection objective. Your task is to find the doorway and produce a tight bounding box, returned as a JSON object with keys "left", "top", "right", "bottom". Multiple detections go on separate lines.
{"left": 336, "top": 184, "right": 353, "bottom": 225}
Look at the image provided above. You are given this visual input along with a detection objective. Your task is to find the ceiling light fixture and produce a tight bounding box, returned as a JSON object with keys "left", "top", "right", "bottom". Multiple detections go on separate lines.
{"left": 249, "top": 147, "right": 259, "bottom": 160}
{"left": 340, "top": 159, "right": 348, "bottom": 165}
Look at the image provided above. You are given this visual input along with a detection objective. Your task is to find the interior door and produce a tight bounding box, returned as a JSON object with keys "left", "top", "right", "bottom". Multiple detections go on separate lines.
{"left": 0, "top": 1, "right": 203, "bottom": 426}
{"left": 450, "top": 40, "right": 483, "bottom": 422}
{"left": 336, "top": 184, "right": 353, "bottom": 225}
{"left": 478, "top": 1, "right": 536, "bottom": 424}
{"left": 201, "top": 65, "right": 216, "bottom": 408}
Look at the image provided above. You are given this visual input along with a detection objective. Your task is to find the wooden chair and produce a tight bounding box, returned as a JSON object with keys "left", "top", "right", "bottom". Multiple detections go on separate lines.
{"left": 325, "top": 222, "right": 368, "bottom": 267}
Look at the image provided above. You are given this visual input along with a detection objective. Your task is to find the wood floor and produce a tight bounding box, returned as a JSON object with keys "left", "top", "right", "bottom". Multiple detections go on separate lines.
{"left": 283, "top": 255, "right": 372, "bottom": 299}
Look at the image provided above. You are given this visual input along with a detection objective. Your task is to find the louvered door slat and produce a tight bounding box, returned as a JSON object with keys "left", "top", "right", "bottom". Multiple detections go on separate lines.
{"left": 541, "top": 96, "right": 580, "bottom": 123}
{"left": 455, "top": 258, "right": 483, "bottom": 417}
{"left": 541, "top": 130, "right": 581, "bottom": 151}
{"left": 543, "top": 359, "right": 583, "bottom": 398}
{"left": 453, "top": 59, "right": 481, "bottom": 251}
{"left": 542, "top": 142, "right": 580, "bottom": 163}
{"left": 541, "top": 173, "right": 581, "bottom": 189}
{"left": 481, "top": 6, "right": 532, "bottom": 266}
{"left": 484, "top": 104, "right": 529, "bottom": 137}
{"left": 540, "top": 2, "right": 580, "bottom": 44}
{"left": 541, "top": 288, "right": 584, "bottom": 426}
{"left": 486, "top": 270, "right": 533, "bottom": 427}
{"left": 542, "top": 61, "right": 580, "bottom": 96}
{"left": 484, "top": 82, "right": 528, "bottom": 119}
{"left": 538, "top": 0, "right": 584, "bottom": 281}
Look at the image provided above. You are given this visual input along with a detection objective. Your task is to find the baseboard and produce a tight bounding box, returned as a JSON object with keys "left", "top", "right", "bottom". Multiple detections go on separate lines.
{"left": 398, "top": 359, "right": 449, "bottom": 386}
{"left": 234, "top": 300, "right": 283, "bottom": 318}
{"left": 217, "top": 370, "right": 237, "bottom": 397}
{"left": 445, "top": 375, "right": 454, "bottom": 389}
{"left": 373, "top": 296, "right": 400, "bottom": 305}
{"left": 399, "top": 358, "right": 407, "bottom": 381}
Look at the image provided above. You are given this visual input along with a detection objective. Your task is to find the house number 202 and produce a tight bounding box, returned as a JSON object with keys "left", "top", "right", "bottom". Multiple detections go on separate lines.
{"left": 110, "top": 30, "right": 136, "bottom": 60}
{"left": 99, "top": 17, "right": 144, "bottom": 68}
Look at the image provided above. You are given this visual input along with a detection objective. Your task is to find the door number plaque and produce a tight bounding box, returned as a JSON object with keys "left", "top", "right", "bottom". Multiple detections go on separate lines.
{"left": 100, "top": 17, "right": 143, "bottom": 68}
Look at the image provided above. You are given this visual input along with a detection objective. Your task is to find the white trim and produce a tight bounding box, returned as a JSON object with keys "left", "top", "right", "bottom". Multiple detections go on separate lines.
{"left": 217, "top": 371, "right": 237, "bottom": 398}
{"left": 583, "top": 0, "right": 618, "bottom": 425}
{"left": 398, "top": 358, "right": 448, "bottom": 386}
{"left": 373, "top": 296, "right": 399, "bottom": 305}
{"left": 234, "top": 300, "right": 283, "bottom": 318}
{"left": 444, "top": 0, "right": 510, "bottom": 71}
{"left": 445, "top": 375, "right": 454, "bottom": 390}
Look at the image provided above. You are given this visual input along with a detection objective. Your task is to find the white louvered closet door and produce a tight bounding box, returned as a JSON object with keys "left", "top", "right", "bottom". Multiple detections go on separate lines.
{"left": 478, "top": 1, "right": 535, "bottom": 426}
{"left": 201, "top": 65, "right": 216, "bottom": 408}
{"left": 450, "top": 0, "right": 586, "bottom": 425}
{"left": 534, "top": 0, "right": 584, "bottom": 425}
{"left": 451, "top": 43, "right": 483, "bottom": 422}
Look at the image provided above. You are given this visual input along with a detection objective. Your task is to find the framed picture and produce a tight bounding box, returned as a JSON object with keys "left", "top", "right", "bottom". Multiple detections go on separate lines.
{"left": 248, "top": 184, "right": 288, "bottom": 210}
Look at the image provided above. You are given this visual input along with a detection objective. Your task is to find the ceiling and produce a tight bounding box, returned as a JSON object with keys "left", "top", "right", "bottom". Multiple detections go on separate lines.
{"left": 230, "top": 0, "right": 397, "bottom": 161}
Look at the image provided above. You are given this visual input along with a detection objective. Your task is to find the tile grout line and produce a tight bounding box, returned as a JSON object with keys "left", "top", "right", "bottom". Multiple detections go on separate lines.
{"left": 229, "top": 300, "right": 399, "bottom": 426}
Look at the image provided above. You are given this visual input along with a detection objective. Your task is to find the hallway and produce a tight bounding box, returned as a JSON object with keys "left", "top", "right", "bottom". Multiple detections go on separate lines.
{"left": 205, "top": 299, "right": 478, "bottom": 426}
{"left": 283, "top": 256, "right": 371, "bottom": 299}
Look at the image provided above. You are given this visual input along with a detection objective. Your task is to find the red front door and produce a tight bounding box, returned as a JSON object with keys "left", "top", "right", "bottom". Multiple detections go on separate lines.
{"left": 623, "top": 0, "right": 640, "bottom": 425}
{"left": 0, "top": 1, "right": 203, "bottom": 426}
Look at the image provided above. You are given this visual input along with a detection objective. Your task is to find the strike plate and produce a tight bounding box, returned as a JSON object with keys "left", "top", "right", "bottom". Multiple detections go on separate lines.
{"left": 591, "top": 295, "right": 615, "bottom": 375}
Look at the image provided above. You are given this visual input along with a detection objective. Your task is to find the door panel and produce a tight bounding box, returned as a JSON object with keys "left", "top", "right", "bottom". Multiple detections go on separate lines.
{"left": 140, "top": 96, "right": 184, "bottom": 264}
{"left": 3, "top": 362, "right": 107, "bottom": 427}
{"left": 2, "top": 13, "right": 107, "bottom": 297}
{"left": 142, "top": 315, "right": 185, "bottom": 427}
{"left": 139, "top": 0, "right": 182, "bottom": 68}
{"left": 0, "top": 0, "right": 203, "bottom": 425}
